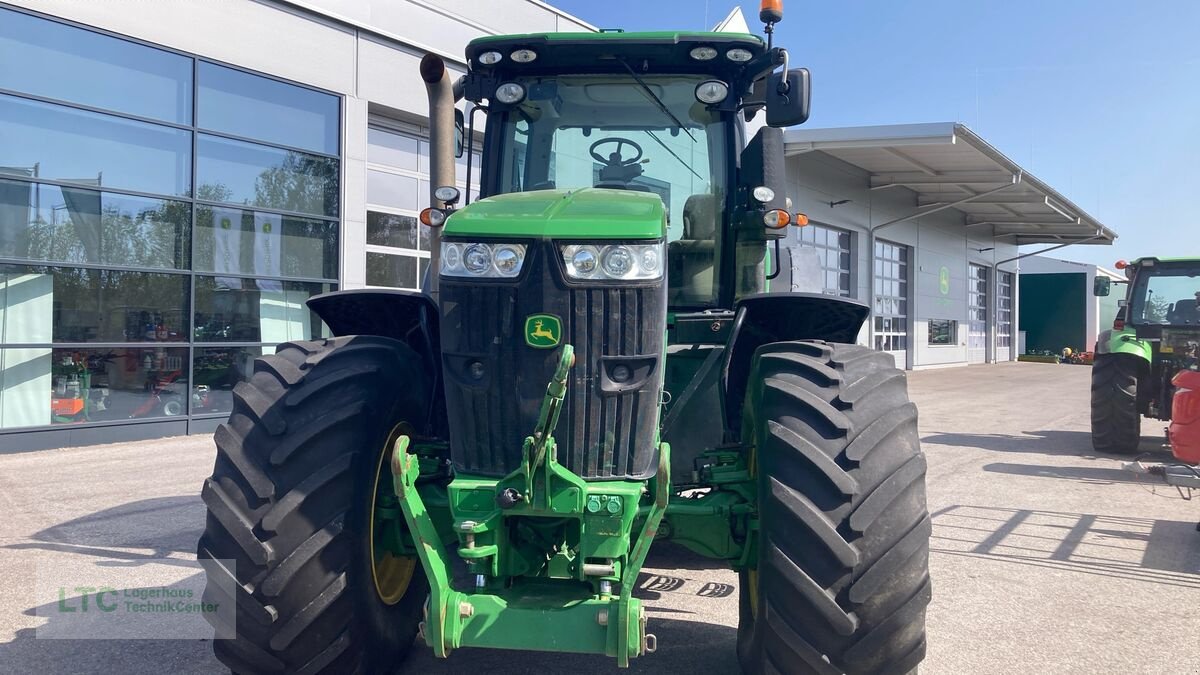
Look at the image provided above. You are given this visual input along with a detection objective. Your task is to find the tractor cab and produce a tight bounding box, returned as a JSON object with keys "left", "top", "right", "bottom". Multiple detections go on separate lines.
{"left": 452, "top": 31, "right": 809, "bottom": 308}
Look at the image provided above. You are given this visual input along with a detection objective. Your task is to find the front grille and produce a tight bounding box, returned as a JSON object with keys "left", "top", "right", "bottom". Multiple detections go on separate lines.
{"left": 439, "top": 241, "right": 665, "bottom": 480}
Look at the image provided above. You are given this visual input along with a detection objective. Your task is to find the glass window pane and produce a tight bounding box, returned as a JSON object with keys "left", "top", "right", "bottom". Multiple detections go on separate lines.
{"left": 0, "top": 8, "right": 192, "bottom": 124}
{"left": 194, "top": 206, "right": 337, "bottom": 280}
{"left": 193, "top": 276, "right": 334, "bottom": 343}
{"left": 367, "top": 170, "right": 419, "bottom": 211}
{"left": 0, "top": 179, "right": 189, "bottom": 268}
{"left": 198, "top": 62, "right": 338, "bottom": 155}
{"left": 192, "top": 345, "right": 271, "bottom": 416}
{"left": 368, "top": 127, "right": 422, "bottom": 171}
{"left": 0, "top": 346, "right": 191, "bottom": 429}
{"left": 196, "top": 134, "right": 338, "bottom": 217}
{"left": 0, "top": 264, "right": 188, "bottom": 343}
{"left": 366, "top": 211, "right": 426, "bottom": 250}
{"left": 0, "top": 94, "right": 192, "bottom": 197}
{"left": 366, "top": 252, "right": 418, "bottom": 289}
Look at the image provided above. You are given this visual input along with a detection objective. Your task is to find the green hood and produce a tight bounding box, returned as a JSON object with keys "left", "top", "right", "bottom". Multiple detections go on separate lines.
{"left": 443, "top": 188, "right": 666, "bottom": 240}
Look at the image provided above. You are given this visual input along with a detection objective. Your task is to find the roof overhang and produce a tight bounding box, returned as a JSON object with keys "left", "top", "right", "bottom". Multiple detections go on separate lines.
{"left": 784, "top": 122, "right": 1117, "bottom": 246}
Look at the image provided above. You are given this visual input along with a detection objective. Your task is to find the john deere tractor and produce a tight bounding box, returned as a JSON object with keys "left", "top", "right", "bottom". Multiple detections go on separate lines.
{"left": 196, "top": 5, "right": 931, "bottom": 673}
{"left": 1092, "top": 257, "right": 1200, "bottom": 454}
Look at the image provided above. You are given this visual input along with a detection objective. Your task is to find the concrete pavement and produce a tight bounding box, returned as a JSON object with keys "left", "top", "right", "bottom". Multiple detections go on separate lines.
{"left": 0, "top": 361, "right": 1196, "bottom": 674}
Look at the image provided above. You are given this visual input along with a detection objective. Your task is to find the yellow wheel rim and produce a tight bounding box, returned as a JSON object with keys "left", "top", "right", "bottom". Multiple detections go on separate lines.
{"left": 369, "top": 424, "right": 417, "bottom": 605}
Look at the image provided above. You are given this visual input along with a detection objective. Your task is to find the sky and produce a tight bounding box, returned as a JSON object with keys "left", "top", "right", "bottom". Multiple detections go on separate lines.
{"left": 547, "top": 0, "right": 1200, "bottom": 267}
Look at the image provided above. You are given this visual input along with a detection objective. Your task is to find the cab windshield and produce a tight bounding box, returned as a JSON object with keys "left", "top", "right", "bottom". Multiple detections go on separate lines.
{"left": 492, "top": 74, "right": 728, "bottom": 306}
{"left": 1129, "top": 265, "right": 1200, "bottom": 326}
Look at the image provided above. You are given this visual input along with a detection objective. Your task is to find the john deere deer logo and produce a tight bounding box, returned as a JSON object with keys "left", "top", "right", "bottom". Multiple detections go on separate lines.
{"left": 524, "top": 314, "right": 562, "bottom": 348}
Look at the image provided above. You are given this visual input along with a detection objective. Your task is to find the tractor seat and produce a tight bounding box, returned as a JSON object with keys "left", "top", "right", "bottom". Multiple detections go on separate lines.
{"left": 668, "top": 194, "right": 719, "bottom": 303}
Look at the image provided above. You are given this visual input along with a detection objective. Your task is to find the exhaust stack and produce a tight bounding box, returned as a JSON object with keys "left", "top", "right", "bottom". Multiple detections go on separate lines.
{"left": 420, "top": 53, "right": 459, "bottom": 301}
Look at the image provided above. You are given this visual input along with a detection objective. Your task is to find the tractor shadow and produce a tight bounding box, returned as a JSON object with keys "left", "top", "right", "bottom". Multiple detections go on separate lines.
{"left": 4, "top": 495, "right": 203, "bottom": 562}
{"left": 1, "top": 495, "right": 217, "bottom": 673}
{"left": 931, "top": 504, "right": 1200, "bottom": 587}
{"left": 1, "top": 578, "right": 219, "bottom": 675}
{"left": 922, "top": 429, "right": 1174, "bottom": 461}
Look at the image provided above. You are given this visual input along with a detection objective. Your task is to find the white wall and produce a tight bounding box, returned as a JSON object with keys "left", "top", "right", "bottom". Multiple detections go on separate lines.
{"left": 785, "top": 151, "right": 1020, "bottom": 370}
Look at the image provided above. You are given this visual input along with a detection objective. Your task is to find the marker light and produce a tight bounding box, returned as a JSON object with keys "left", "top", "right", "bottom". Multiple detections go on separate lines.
{"left": 477, "top": 51, "right": 503, "bottom": 65}
{"left": 510, "top": 49, "right": 538, "bottom": 63}
{"left": 495, "top": 82, "right": 526, "bottom": 104}
{"left": 1115, "top": 260, "right": 1128, "bottom": 270}
{"left": 752, "top": 186, "right": 775, "bottom": 203}
{"left": 763, "top": 209, "right": 790, "bottom": 229}
{"left": 695, "top": 80, "right": 729, "bottom": 104}
{"left": 726, "top": 48, "right": 754, "bottom": 63}
{"left": 689, "top": 46, "right": 718, "bottom": 61}
{"left": 434, "top": 185, "right": 461, "bottom": 205}
{"left": 793, "top": 213, "right": 810, "bottom": 226}
{"left": 420, "top": 207, "right": 446, "bottom": 227}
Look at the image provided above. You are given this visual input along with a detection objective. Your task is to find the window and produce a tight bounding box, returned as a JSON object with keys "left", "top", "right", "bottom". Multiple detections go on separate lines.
{"left": 365, "top": 123, "right": 471, "bottom": 291}
{"left": 0, "top": 264, "right": 189, "bottom": 343}
{"left": 928, "top": 319, "right": 957, "bottom": 346}
{"left": 0, "top": 346, "right": 191, "bottom": 428}
{"left": 491, "top": 75, "right": 726, "bottom": 306}
{"left": 0, "top": 7, "right": 192, "bottom": 123}
{"left": 197, "top": 62, "right": 339, "bottom": 155}
{"left": 874, "top": 240, "right": 909, "bottom": 352}
{"left": 193, "top": 277, "right": 333, "bottom": 343}
{"left": 0, "top": 93, "right": 192, "bottom": 197}
{"left": 196, "top": 134, "right": 339, "bottom": 218}
{"left": 194, "top": 206, "right": 337, "bottom": 280}
{"left": 968, "top": 264, "right": 989, "bottom": 355}
{"left": 0, "top": 179, "right": 189, "bottom": 269}
{"left": 0, "top": 8, "right": 340, "bottom": 432}
{"left": 797, "top": 224, "right": 852, "bottom": 297}
{"left": 997, "top": 271, "right": 1014, "bottom": 348}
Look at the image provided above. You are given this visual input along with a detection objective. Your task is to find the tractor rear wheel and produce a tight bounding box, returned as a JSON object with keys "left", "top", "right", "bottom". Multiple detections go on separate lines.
{"left": 737, "top": 341, "right": 930, "bottom": 675}
{"left": 1090, "top": 353, "right": 1141, "bottom": 454}
{"left": 196, "top": 336, "right": 431, "bottom": 674}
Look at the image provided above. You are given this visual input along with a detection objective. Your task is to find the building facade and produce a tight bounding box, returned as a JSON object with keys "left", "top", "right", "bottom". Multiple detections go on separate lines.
{"left": 780, "top": 123, "right": 1114, "bottom": 370}
{"left": 0, "top": 0, "right": 592, "bottom": 450}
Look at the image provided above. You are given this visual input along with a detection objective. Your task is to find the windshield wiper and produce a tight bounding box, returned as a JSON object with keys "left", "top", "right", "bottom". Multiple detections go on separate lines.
{"left": 616, "top": 57, "right": 696, "bottom": 143}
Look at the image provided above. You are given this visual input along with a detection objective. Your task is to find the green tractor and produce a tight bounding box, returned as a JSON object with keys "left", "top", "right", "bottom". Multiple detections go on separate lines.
{"left": 1091, "top": 257, "right": 1200, "bottom": 454}
{"left": 196, "top": 7, "right": 931, "bottom": 674}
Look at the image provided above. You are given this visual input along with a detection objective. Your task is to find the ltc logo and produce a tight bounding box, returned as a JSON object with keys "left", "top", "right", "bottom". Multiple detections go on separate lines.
{"left": 524, "top": 314, "right": 562, "bottom": 349}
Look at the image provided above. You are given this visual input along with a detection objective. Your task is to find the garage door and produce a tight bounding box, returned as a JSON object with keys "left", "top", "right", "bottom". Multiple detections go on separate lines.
{"left": 996, "top": 271, "right": 1014, "bottom": 361}
{"left": 968, "top": 263, "right": 989, "bottom": 364}
{"left": 873, "top": 239, "right": 909, "bottom": 369}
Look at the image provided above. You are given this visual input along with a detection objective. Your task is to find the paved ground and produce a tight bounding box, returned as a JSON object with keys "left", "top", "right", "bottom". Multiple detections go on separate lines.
{"left": 0, "top": 362, "right": 1197, "bottom": 674}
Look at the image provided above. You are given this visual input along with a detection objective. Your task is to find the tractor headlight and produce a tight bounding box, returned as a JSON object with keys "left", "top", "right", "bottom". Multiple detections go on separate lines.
{"left": 441, "top": 241, "right": 527, "bottom": 278}
{"left": 561, "top": 243, "right": 664, "bottom": 280}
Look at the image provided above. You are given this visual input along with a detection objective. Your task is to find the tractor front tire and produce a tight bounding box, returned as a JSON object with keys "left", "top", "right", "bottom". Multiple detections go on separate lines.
{"left": 196, "top": 336, "right": 431, "bottom": 674}
{"left": 737, "top": 341, "right": 930, "bottom": 675}
{"left": 1090, "top": 353, "right": 1141, "bottom": 454}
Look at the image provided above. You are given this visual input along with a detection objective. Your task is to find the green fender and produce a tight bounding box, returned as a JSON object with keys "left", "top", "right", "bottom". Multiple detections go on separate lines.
{"left": 1095, "top": 328, "right": 1152, "bottom": 363}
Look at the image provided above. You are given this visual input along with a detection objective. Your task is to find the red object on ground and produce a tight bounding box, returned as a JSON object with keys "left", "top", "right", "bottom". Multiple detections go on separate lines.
{"left": 1169, "top": 370, "right": 1200, "bottom": 464}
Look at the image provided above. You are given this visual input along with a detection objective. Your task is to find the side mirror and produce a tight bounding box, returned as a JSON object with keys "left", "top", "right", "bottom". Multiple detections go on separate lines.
{"left": 1093, "top": 276, "right": 1112, "bottom": 297}
{"left": 454, "top": 108, "right": 465, "bottom": 158}
{"left": 766, "top": 68, "right": 810, "bottom": 128}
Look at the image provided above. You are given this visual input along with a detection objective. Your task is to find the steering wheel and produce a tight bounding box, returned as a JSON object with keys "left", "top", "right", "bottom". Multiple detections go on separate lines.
{"left": 589, "top": 137, "right": 643, "bottom": 168}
